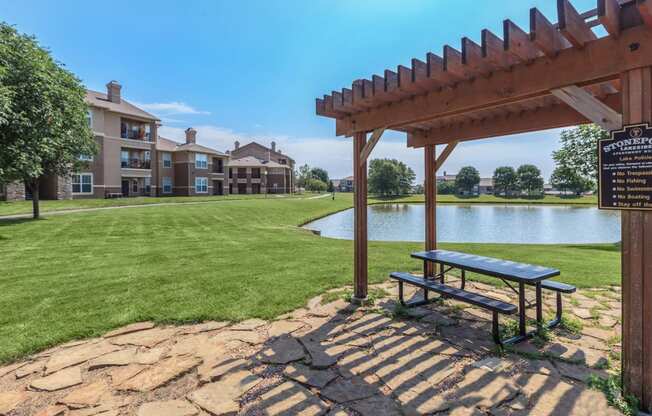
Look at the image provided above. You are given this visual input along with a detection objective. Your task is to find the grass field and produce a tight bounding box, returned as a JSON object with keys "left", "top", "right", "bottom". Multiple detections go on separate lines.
{"left": 0, "top": 192, "right": 597, "bottom": 217}
{"left": 0, "top": 194, "right": 618, "bottom": 363}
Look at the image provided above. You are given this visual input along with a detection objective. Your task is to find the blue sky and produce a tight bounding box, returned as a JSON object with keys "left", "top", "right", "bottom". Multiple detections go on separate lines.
{"left": 4, "top": 0, "right": 599, "bottom": 181}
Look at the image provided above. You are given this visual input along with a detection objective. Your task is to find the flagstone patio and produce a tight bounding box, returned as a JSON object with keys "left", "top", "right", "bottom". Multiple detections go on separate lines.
{"left": 0, "top": 279, "right": 624, "bottom": 415}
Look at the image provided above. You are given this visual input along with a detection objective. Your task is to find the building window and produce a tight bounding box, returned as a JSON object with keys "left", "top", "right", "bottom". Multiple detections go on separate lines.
{"left": 121, "top": 150, "right": 129, "bottom": 168}
{"left": 251, "top": 168, "right": 261, "bottom": 179}
{"left": 145, "top": 124, "right": 151, "bottom": 140}
{"left": 213, "top": 158, "right": 224, "bottom": 173}
{"left": 79, "top": 154, "right": 93, "bottom": 162}
{"left": 195, "top": 153, "right": 208, "bottom": 169}
{"left": 163, "top": 152, "right": 172, "bottom": 168}
{"left": 132, "top": 180, "right": 138, "bottom": 193}
{"left": 279, "top": 159, "right": 287, "bottom": 165}
{"left": 163, "top": 177, "right": 172, "bottom": 194}
{"left": 72, "top": 173, "right": 93, "bottom": 194}
{"left": 195, "top": 177, "right": 208, "bottom": 193}
{"left": 229, "top": 168, "right": 233, "bottom": 179}
{"left": 86, "top": 110, "right": 93, "bottom": 129}
{"left": 144, "top": 177, "right": 151, "bottom": 194}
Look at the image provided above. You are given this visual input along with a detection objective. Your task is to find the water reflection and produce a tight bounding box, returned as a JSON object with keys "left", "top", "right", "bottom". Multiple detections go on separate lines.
{"left": 304, "top": 204, "right": 621, "bottom": 244}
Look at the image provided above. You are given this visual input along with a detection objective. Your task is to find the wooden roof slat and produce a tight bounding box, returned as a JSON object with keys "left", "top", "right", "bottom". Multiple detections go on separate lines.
{"left": 412, "top": 58, "right": 442, "bottom": 91}
{"left": 482, "top": 29, "right": 520, "bottom": 68}
{"left": 398, "top": 65, "right": 428, "bottom": 93}
{"left": 331, "top": 91, "right": 346, "bottom": 113}
{"left": 427, "top": 52, "right": 461, "bottom": 85}
{"left": 504, "top": 19, "right": 542, "bottom": 61}
{"left": 384, "top": 69, "right": 400, "bottom": 96}
{"left": 639, "top": 0, "right": 652, "bottom": 28}
{"left": 530, "top": 7, "right": 571, "bottom": 56}
{"left": 444, "top": 45, "right": 475, "bottom": 78}
{"left": 558, "top": 0, "right": 598, "bottom": 47}
{"left": 341, "top": 88, "right": 356, "bottom": 112}
{"left": 352, "top": 81, "right": 368, "bottom": 109}
{"left": 598, "top": 0, "right": 622, "bottom": 37}
{"left": 462, "top": 37, "right": 496, "bottom": 73}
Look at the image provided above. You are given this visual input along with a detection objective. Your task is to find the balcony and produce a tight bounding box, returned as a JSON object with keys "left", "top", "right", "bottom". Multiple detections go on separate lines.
{"left": 120, "top": 120, "right": 153, "bottom": 142}
{"left": 121, "top": 159, "right": 151, "bottom": 169}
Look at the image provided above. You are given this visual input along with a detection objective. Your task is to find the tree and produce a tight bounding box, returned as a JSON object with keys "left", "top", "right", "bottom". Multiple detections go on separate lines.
{"left": 396, "top": 160, "right": 416, "bottom": 195}
{"left": 0, "top": 23, "right": 95, "bottom": 218}
{"left": 517, "top": 164, "right": 544, "bottom": 196}
{"left": 368, "top": 158, "right": 415, "bottom": 196}
{"left": 437, "top": 181, "right": 456, "bottom": 195}
{"left": 310, "top": 167, "right": 329, "bottom": 185}
{"left": 413, "top": 183, "right": 424, "bottom": 194}
{"left": 296, "top": 163, "right": 312, "bottom": 188}
{"left": 455, "top": 166, "right": 480, "bottom": 195}
{"left": 304, "top": 178, "right": 327, "bottom": 192}
{"left": 551, "top": 124, "right": 606, "bottom": 190}
{"left": 493, "top": 166, "right": 519, "bottom": 197}
{"left": 550, "top": 166, "right": 592, "bottom": 196}
{"left": 369, "top": 159, "right": 400, "bottom": 196}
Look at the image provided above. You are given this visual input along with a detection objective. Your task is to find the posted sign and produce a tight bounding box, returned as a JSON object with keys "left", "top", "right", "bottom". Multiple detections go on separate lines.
{"left": 599, "top": 124, "right": 652, "bottom": 211}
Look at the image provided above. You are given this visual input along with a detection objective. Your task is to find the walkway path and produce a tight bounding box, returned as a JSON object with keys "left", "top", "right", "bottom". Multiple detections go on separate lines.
{"left": 0, "top": 195, "right": 299, "bottom": 221}
{"left": 0, "top": 281, "right": 624, "bottom": 415}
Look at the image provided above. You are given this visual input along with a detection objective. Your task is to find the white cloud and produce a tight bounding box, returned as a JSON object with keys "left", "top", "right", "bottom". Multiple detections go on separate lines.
{"left": 158, "top": 123, "right": 565, "bottom": 183}
{"left": 135, "top": 101, "right": 210, "bottom": 116}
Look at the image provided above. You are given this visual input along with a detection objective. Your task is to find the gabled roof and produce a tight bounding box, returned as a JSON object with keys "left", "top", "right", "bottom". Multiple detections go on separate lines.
{"left": 85, "top": 90, "right": 160, "bottom": 121}
{"left": 228, "top": 156, "right": 291, "bottom": 169}
{"left": 156, "top": 136, "right": 226, "bottom": 156}
{"left": 233, "top": 141, "right": 295, "bottom": 163}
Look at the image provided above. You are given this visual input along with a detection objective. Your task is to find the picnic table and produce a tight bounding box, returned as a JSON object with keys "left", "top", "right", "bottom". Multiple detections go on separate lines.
{"left": 391, "top": 249, "right": 575, "bottom": 345}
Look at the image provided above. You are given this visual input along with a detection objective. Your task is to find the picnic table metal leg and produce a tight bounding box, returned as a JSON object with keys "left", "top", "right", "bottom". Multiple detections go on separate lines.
{"left": 518, "top": 282, "right": 526, "bottom": 337}
{"left": 535, "top": 282, "right": 543, "bottom": 331}
{"left": 399, "top": 281, "right": 404, "bottom": 305}
{"left": 461, "top": 270, "right": 466, "bottom": 290}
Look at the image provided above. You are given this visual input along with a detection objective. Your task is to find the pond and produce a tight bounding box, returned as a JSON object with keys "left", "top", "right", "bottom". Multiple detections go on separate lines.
{"left": 303, "top": 204, "right": 621, "bottom": 244}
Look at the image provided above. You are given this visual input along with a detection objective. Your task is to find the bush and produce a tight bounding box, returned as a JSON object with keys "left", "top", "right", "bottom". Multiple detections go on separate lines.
{"left": 437, "top": 181, "right": 457, "bottom": 195}
{"left": 304, "top": 178, "right": 327, "bottom": 192}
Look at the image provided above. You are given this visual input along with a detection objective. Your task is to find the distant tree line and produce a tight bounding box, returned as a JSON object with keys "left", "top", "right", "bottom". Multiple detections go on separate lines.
{"left": 436, "top": 164, "right": 545, "bottom": 197}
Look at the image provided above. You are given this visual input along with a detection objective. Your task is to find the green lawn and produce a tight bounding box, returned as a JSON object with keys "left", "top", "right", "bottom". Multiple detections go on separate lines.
{"left": 0, "top": 192, "right": 597, "bottom": 217}
{"left": 0, "top": 194, "right": 619, "bottom": 363}
{"left": 0, "top": 193, "right": 305, "bottom": 217}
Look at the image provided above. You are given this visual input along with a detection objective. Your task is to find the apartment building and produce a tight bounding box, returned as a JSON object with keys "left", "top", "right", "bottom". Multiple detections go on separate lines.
{"left": 157, "top": 129, "right": 228, "bottom": 196}
{"left": 227, "top": 141, "right": 294, "bottom": 194}
{"left": 0, "top": 81, "right": 161, "bottom": 201}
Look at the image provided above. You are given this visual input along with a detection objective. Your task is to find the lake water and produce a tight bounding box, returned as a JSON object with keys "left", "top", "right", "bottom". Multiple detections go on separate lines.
{"left": 303, "top": 204, "right": 621, "bottom": 244}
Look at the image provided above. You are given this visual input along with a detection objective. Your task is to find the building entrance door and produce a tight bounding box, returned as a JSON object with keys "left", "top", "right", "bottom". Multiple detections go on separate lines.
{"left": 121, "top": 180, "right": 130, "bottom": 197}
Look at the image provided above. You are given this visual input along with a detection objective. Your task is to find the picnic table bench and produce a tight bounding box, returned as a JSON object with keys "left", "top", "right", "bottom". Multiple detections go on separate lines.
{"left": 391, "top": 249, "right": 576, "bottom": 345}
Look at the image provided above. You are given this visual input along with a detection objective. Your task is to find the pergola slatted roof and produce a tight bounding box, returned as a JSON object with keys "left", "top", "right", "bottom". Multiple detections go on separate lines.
{"left": 316, "top": 0, "right": 652, "bottom": 145}
{"left": 314, "top": 0, "right": 652, "bottom": 411}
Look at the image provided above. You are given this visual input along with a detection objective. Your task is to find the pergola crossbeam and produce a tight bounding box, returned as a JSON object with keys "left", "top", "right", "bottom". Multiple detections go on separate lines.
{"left": 551, "top": 85, "right": 623, "bottom": 131}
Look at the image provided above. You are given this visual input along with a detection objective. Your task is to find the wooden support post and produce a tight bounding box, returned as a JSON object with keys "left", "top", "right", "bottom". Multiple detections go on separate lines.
{"left": 621, "top": 66, "right": 652, "bottom": 412}
{"left": 353, "top": 132, "right": 368, "bottom": 300}
{"left": 424, "top": 144, "right": 437, "bottom": 278}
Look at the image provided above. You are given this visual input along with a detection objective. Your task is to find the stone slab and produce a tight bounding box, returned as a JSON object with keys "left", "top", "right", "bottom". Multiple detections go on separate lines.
{"left": 284, "top": 363, "right": 337, "bottom": 388}
{"left": 257, "top": 381, "right": 329, "bottom": 416}
{"left": 137, "top": 400, "right": 199, "bottom": 416}
{"left": 118, "top": 355, "right": 201, "bottom": 392}
{"left": 30, "top": 366, "right": 83, "bottom": 392}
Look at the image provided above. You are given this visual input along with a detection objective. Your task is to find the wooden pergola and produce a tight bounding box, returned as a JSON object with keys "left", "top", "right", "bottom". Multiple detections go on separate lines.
{"left": 316, "top": 0, "right": 652, "bottom": 410}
